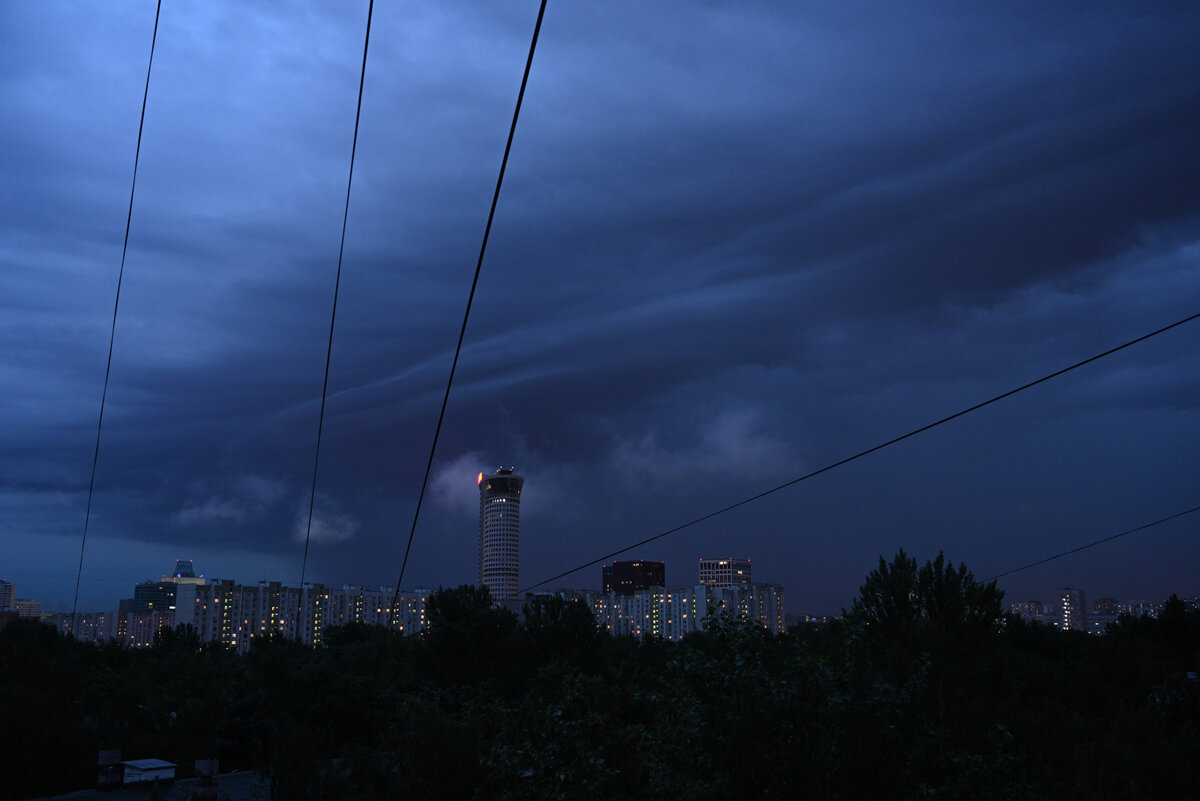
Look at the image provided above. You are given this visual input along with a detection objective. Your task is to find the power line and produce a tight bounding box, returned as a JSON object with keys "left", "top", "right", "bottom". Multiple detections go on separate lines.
{"left": 71, "top": 0, "right": 163, "bottom": 630}
{"left": 390, "top": 0, "right": 550, "bottom": 624}
{"left": 520, "top": 310, "right": 1200, "bottom": 593}
{"left": 300, "top": 0, "right": 375, "bottom": 589}
{"left": 986, "top": 504, "right": 1200, "bottom": 581}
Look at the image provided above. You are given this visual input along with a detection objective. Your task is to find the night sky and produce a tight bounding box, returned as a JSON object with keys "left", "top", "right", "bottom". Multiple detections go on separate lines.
{"left": 3, "top": 1, "right": 1198, "bottom": 616}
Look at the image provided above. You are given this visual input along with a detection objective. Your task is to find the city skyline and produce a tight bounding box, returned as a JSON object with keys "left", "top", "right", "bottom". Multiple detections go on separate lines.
{"left": 2, "top": 553, "right": 1194, "bottom": 623}
{"left": 2, "top": 2, "right": 1198, "bottom": 616}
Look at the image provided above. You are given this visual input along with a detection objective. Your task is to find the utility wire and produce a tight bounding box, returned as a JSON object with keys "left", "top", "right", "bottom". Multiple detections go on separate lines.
{"left": 520, "top": 310, "right": 1200, "bottom": 593}
{"left": 390, "top": 0, "right": 550, "bottom": 625}
{"left": 300, "top": 0, "right": 375, "bottom": 589}
{"left": 986, "top": 504, "right": 1200, "bottom": 581}
{"left": 71, "top": 0, "right": 163, "bottom": 632}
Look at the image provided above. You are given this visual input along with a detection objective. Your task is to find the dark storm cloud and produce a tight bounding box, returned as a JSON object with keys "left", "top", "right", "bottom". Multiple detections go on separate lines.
{"left": 2, "top": 1, "right": 1198, "bottom": 611}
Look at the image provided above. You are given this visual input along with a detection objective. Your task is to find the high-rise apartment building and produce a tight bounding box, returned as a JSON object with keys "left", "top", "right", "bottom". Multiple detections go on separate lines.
{"left": 168, "top": 580, "right": 410, "bottom": 650}
{"left": 699, "top": 558, "right": 752, "bottom": 588}
{"left": 478, "top": 467, "right": 523, "bottom": 602}
{"left": 0, "top": 579, "right": 13, "bottom": 611}
{"left": 132, "top": 581, "right": 177, "bottom": 614}
{"left": 1010, "top": 600, "right": 1044, "bottom": 620}
{"left": 553, "top": 582, "right": 785, "bottom": 640}
{"left": 12, "top": 598, "right": 41, "bottom": 618}
{"left": 602, "top": 560, "right": 665, "bottom": 594}
{"left": 1092, "top": 597, "right": 1117, "bottom": 615}
{"left": 54, "top": 578, "right": 433, "bottom": 649}
{"left": 1059, "top": 587, "right": 1087, "bottom": 631}
{"left": 1118, "top": 599, "right": 1162, "bottom": 619}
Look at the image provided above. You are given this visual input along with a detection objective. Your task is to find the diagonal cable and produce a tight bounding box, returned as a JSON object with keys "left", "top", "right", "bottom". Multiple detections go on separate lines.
{"left": 300, "top": 0, "right": 375, "bottom": 589}
{"left": 520, "top": 310, "right": 1200, "bottom": 593}
{"left": 390, "top": 0, "right": 550, "bottom": 625}
{"left": 71, "top": 0, "right": 163, "bottom": 633}
{"left": 986, "top": 504, "right": 1200, "bottom": 581}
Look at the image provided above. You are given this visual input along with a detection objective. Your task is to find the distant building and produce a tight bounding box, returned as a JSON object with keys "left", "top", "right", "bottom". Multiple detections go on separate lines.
{"left": 0, "top": 579, "right": 13, "bottom": 611}
{"left": 1011, "top": 600, "right": 1043, "bottom": 616}
{"left": 163, "top": 559, "right": 206, "bottom": 587}
{"left": 55, "top": 611, "right": 118, "bottom": 641}
{"left": 590, "top": 585, "right": 709, "bottom": 640}
{"left": 133, "top": 581, "right": 177, "bottom": 614}
{"left": 171, "top": 580, "right": 432, "bottom": 652}
{"left": 1118, "top": 599, "right": 1162, "bottom": 619}
{"left": 116, "top": 598, "right": 133, "bottom": 641}
{"left": 45, "top": 577, "right": 422, "bottom": 649}
{"left": 183, "top": 579, "right": 315, "bottom": 649}
{"left": 544, "top": 582, "right": 784, "bottom": 641}
{"left": 602, "top": 561, "right": 665, "bottom": 594}
{"left": 478, "top": 467, "right": 524, "bottom": 602}
{"left": 710, "top": 582, "right": 785, "bottom": 634}
{"left": 124, "top": 611, "right": 174, "bottom": 648}
{"left": 1059, "top": 588, "right": 1087, "bottom": 632}
{"left": 1010, "top": 600, "right": 1044, "bottom": 620}
{"left": 1092, "top": 596, "right": 1118, "bottom": 615}
{"left": 699, "top": 558, "right": 752, "bottom": 588}
{"left": 12, "top": 598, "right": 41, "bottom": 618}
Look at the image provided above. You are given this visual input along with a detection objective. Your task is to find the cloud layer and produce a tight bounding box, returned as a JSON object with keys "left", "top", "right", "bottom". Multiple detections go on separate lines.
{"left": 2, "top": 1, "right": 1198, "bottom": 612}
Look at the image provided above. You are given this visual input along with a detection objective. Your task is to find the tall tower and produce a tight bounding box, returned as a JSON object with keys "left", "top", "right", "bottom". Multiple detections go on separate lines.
{"left": 478, "top": 467, "right": 523, "bottom": 602}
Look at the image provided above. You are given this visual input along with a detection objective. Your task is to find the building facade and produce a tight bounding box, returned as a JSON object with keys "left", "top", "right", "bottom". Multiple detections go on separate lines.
{"left": 478, "top": 467, "right": 524, "bottom": 602}
{"left": 56, "top": 611, "right": 118, "bottom": 641}
{"left": 132, "top": 581, "right": 177, "bottom": 614}
{"left": 52, "top": 564, "right": 435, "bottom": 651}
{"left": 548, "top": 582, "right": 785, "bottom": 641}
{"left": 1010, "top": 600, "right": 1044, "bottom": 619}
{"left": 1118, "top": 599, "right": 1163, "bottom": 619}
{"left": 1088, "top": 613, "right": 1119, "bottom": 636}
{"left": 171, "top": 581, "right": 432, "bottom": 652}
{"left": 699, "top": 558, "right": 752, "bottom": 588}
{"left": 12, "top": 598, "right": 41, "bottom": 618}
{"left": 1059, "top": 587, "right": 1087, "bottom": 632}
{"left": 602, "top": 560, "right": 665, "bottom": 594}
{"left": 1092, "top": 597, "right": 1118, "bottom": 615}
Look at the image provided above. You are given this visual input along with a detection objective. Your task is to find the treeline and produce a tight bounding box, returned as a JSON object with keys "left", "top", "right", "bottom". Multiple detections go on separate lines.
{"left": 2, "top": 554, "right": 1199, "bottom": 799}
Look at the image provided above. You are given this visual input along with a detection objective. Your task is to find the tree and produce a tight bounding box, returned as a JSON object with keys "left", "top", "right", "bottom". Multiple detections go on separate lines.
{"left": 916, "top": 552, "right": 1005, "bottom": 639}
{"left": 846, "top": 549, "right": 1005, "bottom": 693}
{"left": 520, "top": 595, "right": 603, "bottom": 665}
{"left": 848, "top": 549, "right": 1003, "bottom": 641}
{"left": 846, "top": 550, "right": 1013, "bottom": 792}
{"left": 423, "top": 585, "right": 519, "bottom": 684}
{"left": 847, "top": 549, "right": 921, "bottom": 647}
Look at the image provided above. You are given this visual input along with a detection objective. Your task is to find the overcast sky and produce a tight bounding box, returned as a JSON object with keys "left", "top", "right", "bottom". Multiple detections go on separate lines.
{"left": 2, "top": 1, "right": 1198, "bottom": 615}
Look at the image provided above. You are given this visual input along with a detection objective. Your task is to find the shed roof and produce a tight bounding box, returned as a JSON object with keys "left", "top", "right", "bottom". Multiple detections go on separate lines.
{"left": 122, "top": 758, "right": 176, "bottom": 770}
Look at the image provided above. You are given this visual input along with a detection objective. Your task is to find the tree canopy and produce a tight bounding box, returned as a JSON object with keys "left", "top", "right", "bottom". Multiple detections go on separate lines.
{"left": 1, "top": 565, "right": 1197, "bottom": 799}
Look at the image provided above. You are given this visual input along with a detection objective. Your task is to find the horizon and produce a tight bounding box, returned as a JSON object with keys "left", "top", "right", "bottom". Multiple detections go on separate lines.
{"left": 5, "top": 552, "right": 1196, "bottom": 619}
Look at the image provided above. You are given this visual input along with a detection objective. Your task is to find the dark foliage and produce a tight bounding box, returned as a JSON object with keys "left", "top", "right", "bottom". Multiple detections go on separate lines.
{"left": 2, "top": 572, "right": 1198, "bottom": 799}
